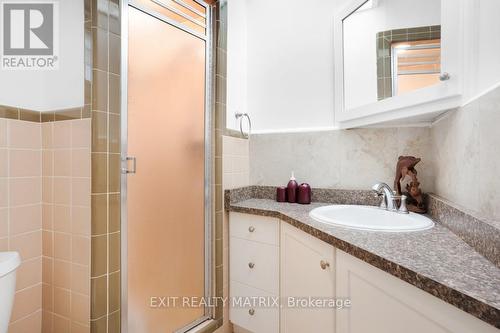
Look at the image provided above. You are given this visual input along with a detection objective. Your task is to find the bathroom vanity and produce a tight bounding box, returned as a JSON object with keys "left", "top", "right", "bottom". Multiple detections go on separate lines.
{"left": 227, "top": 189, "right": 500, "bottom": 333}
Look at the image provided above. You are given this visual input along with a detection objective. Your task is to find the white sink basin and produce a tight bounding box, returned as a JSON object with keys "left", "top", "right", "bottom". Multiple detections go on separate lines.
{"left": 309, "top": 205, "right": 434, "bottom": 232}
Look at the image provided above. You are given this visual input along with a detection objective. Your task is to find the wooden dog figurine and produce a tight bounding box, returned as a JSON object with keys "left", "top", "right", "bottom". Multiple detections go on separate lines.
{"left": 394, "top": 156, "right": 426, "bottom": 213}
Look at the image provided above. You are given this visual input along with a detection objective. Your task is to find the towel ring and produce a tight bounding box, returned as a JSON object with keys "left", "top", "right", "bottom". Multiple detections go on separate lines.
{"left": 235, "top": 112, "right": 252, "bottom": 139}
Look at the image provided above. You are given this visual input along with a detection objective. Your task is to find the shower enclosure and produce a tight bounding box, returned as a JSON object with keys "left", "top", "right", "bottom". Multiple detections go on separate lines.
{"left": 121, "top": 1, "right": 212, "bottom": 332}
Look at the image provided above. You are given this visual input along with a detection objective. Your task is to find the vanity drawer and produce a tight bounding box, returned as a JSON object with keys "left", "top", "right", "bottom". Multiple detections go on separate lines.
{"left": 230, "top": 212, "right": 279, "bottom": 246}
{"left": 230, "top": 280, "right": 279, "bottom": 333}
{"left": 230, "top": 237, "right": 279, "bottom": 295}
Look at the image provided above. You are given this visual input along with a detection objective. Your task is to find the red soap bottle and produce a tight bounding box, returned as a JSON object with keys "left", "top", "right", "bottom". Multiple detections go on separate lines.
{"left": 298, "top": 183, "right": 311, "bottom": 204}
{"left": 287, "top": 172, "right": 298, "bottom": 203}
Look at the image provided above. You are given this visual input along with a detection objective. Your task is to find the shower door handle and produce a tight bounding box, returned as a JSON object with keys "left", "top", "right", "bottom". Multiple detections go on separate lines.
{"left": 122, "top": 157, "right": 137, "bottom": 174}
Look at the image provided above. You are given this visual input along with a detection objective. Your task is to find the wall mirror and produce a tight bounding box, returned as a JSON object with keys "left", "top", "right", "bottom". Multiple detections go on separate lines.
{"left": 334, "top": 0, "right": 462, "bottom": 128}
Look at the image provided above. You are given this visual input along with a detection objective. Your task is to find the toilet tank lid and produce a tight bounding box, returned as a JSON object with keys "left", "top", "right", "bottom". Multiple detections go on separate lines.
{"left": 0, "top": 252, "right": 21, "bottom": 277}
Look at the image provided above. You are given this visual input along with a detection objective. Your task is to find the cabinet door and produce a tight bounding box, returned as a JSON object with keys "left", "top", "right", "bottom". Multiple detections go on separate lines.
{"left": 336, "top": 250, "right": 498, "bottom": 333}
{"left": 280, "top": 222, "right": 336, "bottom": 333}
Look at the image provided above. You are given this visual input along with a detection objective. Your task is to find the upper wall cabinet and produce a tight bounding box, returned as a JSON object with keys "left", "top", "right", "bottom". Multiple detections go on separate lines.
{"left": 334, "top": 0, "right": 463, "bottom": 128}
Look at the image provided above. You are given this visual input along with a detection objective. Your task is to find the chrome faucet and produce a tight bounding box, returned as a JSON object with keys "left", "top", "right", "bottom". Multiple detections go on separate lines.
{"left": 372, "top": 182, "right": 409, "bottom": 214}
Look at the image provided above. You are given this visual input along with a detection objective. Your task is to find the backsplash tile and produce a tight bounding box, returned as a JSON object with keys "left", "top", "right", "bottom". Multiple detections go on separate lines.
{"left": 432, "top": 85, "right": 500, "bottom": 222}
{"left": 249, "top": 127, "right": 434, "bottom": 192}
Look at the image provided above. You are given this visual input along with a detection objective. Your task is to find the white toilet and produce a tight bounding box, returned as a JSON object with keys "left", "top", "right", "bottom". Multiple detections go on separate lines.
{"left": 0, "top": 252, "right": 21, "bottom": 333}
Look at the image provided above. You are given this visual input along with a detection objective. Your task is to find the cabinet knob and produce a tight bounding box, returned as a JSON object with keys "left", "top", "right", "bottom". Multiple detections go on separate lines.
{"left": 439, "top": 72, "right": 450, "bottom": 81}
{"left": 248, "top": 309, "right": 255, "bottom": 316}
{"left": 320, "top": 260, "right": 330, "bottom": 270}
{"left": 248, "top": 262, "right": 255, "bottom": 269}
{"left": 248, "top": 226, "right": 255, "bottom": 233}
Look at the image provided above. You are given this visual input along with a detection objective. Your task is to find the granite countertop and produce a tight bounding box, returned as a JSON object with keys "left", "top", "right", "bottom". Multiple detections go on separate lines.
{"left": 225, "top": 188, "right": 500, "bottom": 329}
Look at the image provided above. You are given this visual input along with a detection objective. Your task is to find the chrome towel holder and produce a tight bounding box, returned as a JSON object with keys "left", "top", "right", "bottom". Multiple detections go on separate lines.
{"left": 235, "top": 112, "right": 252, "bottom": 139}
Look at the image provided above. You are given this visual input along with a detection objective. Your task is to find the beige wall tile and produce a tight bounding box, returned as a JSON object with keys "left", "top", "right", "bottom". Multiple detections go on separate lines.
{"left": 0, "top": 178, "right": 7, "bottom": 207}
{"left": 11, "top": 284, "right": 42, "bottom": 322}
{"left": 72, "top": 178, "right": 91, "bottom": 207}
{"left": 10, "top": 231, "right": 42, "bottom": 261}
{"left": 0, "top": 208, "right": 7, "bottom": 237}
{"left": 42, "top": 231, "right": 53, "bottom": 257}
{"left": 42, "top": 150, "right": 53, "bottom": 177}
{"left": 10, "top": 178, "right": 41, "bottom": 206}
{"left": 54, "top": 287, "right": 71, "bottom": 318}
{"left": 53, "top": 178, "right": 71, "bottom": 205}
{"left": 54, "top": 232, "right": 71, "bottom": 261}
{"left": 42, "top": 257, "right": 53, "bottom": 284}
{"left": 16, "top": 257, "right": 42, "bottom": 291}
{"left": 71, "top": 292, "right": 90, "bottom": 324}
{"left": 0, "top": 119, "right": 7, "bottom": 147}
{"left": 53, "top": 121, "right": 72, "bottom": 149}
{"left": 42, "top": 285, "right": 53, "bottom": 312}
{"left": 72, "top": 119, "right": 91, "bottom": 149}
{"left": 53, "top": 260, "right": 71, "bottom": 289}
{"left": 0, "top": 148, "right": 8, "bottom": 177}
{"left": 42, "top": 177, "right": 53, "bottom": 204}
{"left": 42, "top": 204, "right": 53, "bottom": 230}
{"left": 42, "top": 310, "right": 53, "bottom": 333}
{"left": 42, "top": 123, "right": 53, "bottom": 149}
{"left": 431, "top": 86, "right": 500, "bottom": 220}
{"left": 72, "top": 321, "right": 91, "bottom": 333}
{"left": 72, "top": 235, "right": 90, "bottom": 266}
{"left": 9, "top": 204, "right": 41, "bottom": 235}
{"left": 53, "top": 314, "right": 71, "bottom": 333}
{"left": 54, "top": 149, "right": 72, "bottom": 177}
{"left": 9, "top": 150, "right": 41, "bottom": 177}
{"left": 72, "top": 149, "right": 91, "bottom": 177}
{"left": 54, "top": 205, "right": 71, "bottom": 233}
{"left": 71, "top": 264, "right": 90, "bottom": 296}
{"left": 0, "top": 237, "right": 8, "bottom": 251}
{"left": 8, "top": 120, "right": 41, "bottom": 149}
{"left": 8, "top": 309, "right": 42, "bottom": 333}
{"left": 72, "top": 206, "right": 91, "bottom": 236}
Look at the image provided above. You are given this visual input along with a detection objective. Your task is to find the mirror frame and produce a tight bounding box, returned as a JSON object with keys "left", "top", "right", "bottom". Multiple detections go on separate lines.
{"left": 333, "top": 0, "right": 464, "bottom": 128}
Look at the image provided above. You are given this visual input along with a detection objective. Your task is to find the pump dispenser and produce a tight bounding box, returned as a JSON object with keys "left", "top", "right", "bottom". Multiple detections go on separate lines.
{"left": 287, "top": 171, "right": 298, "bottom": 203}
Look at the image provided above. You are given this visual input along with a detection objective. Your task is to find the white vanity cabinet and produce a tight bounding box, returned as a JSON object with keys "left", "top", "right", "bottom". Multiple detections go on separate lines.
{"left": 229, "top": 212, "right": 498, "bottom": 333}
{"left": 336, "top": 250, "right": 499, "bottom": 333}
{"left": 229, "top": 213, "right": 280, "bottom": 333}
{"left": 280, "top": 222, "right": 336, "bottom": 333}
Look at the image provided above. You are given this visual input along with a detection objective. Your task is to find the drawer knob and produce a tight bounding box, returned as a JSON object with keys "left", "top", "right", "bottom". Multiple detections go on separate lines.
{"left": 248, "top": 262, "right": 255, "bottom": 269}
{"left": 320, "top": 260, "right": 330, "bottom": 270}
{"left": 249, "top": 309, "right": 255, "bottom": 316}
{"left": 248, "top": 226, "right": 255, "bottom": 233}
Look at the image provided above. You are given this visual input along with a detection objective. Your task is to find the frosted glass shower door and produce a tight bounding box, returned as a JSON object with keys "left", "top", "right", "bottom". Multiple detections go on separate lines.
{"left": 126, "top": 4, "right": 208, "bottom": 332}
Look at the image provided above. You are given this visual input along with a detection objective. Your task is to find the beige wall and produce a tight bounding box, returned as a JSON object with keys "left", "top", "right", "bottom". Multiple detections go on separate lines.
{"left": 0, "top": 119, "right": 42, "bottom": 333}
{"left": 41, "top": 119, "right": 91, "bottom": 333}
{"left": 0, "top": 118, "right": 91, "bottom": 333}
{"left": 431, "top": 86, "right": 500, "bottom": 221}
{"left": 249, "top": 127, "right": 434, "bottom": 193}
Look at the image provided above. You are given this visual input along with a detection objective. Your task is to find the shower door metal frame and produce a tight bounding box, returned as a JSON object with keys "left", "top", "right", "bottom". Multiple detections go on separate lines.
{"left": 120, "top": 1, "right": 215, "bottom": 332}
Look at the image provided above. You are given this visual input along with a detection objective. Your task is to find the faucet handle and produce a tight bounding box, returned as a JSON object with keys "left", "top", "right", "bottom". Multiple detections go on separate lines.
{"left": 378, "top": 193, "right": 387, "bottom": 209}
{"left": 398, "top": 195, "right": 409, "bottom": 214}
